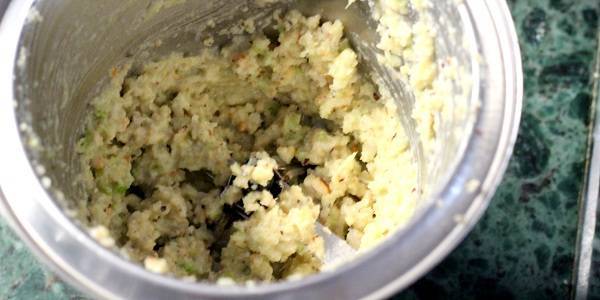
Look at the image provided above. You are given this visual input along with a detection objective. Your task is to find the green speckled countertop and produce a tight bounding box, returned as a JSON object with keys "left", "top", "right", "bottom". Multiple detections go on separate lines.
{"left": 400, "top": 0, "right": 599, "bottom": 299}
{"left": 1, "top": 0, "right": 599, "bottom": 299}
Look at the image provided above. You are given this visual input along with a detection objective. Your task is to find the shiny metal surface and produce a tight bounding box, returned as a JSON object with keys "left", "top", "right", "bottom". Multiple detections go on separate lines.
{"left": 0, "top": 0, "right": 522, "bottom": 299}
{"left": 573, "top": 31, "right": 600, "bottom": 300}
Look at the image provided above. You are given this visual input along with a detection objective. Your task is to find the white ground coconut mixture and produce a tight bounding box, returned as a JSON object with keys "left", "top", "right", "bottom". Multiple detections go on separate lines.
{"left": 78, "top": 4, "right": 442, "bottom": 282}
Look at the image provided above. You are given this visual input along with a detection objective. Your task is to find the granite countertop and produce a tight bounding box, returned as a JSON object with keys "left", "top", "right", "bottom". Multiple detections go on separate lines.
{"left": 400, "top": 0, "right": 599, "bottom": 299}
{"left": 1, "top": 0, "right": 599, "bottom": 299}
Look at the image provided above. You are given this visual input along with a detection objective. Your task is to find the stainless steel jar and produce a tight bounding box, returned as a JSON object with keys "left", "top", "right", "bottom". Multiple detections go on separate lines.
{"left": 0, "top": 0, "right": 522, "bottom": 299}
